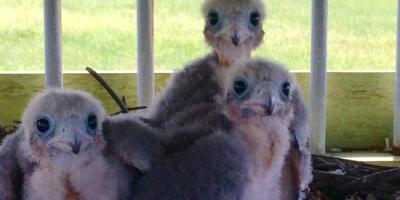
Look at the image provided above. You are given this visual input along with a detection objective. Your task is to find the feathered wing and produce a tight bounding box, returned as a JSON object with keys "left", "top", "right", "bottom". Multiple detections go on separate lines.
{"left": 104, "top": 100, "right": 248, "bottom": 200}
{"left": 102, "top": 53, "right": 224, "bottom": 172}
{"left": 288, "top": 88, "right": 313, "bottom": 198}
{"left": 103, "top": 102, "right": 233, "bottom": 169}
{"left": 102, "top": 114, "right": 165, "bottom": 172}
{"left": 290, "top": 89, "right": 310, "bottom": 150}
{"left": 0, "top": 129, "right": 25, "bottom": 200}
{"left": 134, "top": 128, "right": 250, "bottom": 200}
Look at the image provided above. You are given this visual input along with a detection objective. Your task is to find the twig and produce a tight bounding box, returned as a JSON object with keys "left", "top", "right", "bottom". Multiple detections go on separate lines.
{"left": 85, "top": 67, "right": 129, "bottom": 113}
{"left": 311, "top": 154, "right": 400, "bottom": 199}
{"left": 111, "top": 106, "right": 147, "bottom": 115}
{"left": 121, "top": 96, "right": 128, "bottom": 106}
{"left": 346, "top": 168, "right": 400, "bottom": 185}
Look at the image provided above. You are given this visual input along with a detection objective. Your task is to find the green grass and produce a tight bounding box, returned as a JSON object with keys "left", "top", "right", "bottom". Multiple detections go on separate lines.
{"left": 0, "top": 0, "right": 397, "bottom": 71}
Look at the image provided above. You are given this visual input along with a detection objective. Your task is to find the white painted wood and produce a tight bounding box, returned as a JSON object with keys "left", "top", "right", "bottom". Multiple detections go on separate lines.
{"left": 310, "top": 0, "right": 328, "bottom": 154}
{"left": 136, "top": 0, "right": 154, "bottom": 106}
{"left": 44, "top": 0, "right": 62, "bottom": 88}
{"left": 393, "top": 0, "right": 400, "bottom": 146}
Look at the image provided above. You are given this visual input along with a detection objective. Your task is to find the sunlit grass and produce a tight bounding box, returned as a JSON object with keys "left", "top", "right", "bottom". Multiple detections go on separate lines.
{"left": 0, "top": 0, "right": 397, "bottom": 71}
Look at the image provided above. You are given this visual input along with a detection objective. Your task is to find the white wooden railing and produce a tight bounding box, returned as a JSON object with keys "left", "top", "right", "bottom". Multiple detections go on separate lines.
{"left": 44, "top": 0, "right": 62, "bottom": 88}
{"left": 394, "top": 0, "right": 400, "bottom": 148}
{"left": 310, "top": 0, "right": 328, "bottom": 154}
{"left": 136, "top": 0, "right": 155, "bottom": 107}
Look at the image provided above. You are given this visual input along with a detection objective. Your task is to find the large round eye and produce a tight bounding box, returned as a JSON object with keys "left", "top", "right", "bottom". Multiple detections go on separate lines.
{"left": 250, "top": 11, "right": 260, "bottom": 26}
{"left": 37, "top": 118, "right": 50, "bottom": 133}
{"left": 208, "top": 11, "right": 219, "bottom": 26}
{"left": 282, "top": 82, "right": 291, "bottom": 97}
{"left": 87, "top": 114, "right": 97, "bottom": 130}
{"left": 233, "top": 77, "right": 249, "bottom": 97}
{"left": 36, "top": 116, "right": 52, "bottom": 136}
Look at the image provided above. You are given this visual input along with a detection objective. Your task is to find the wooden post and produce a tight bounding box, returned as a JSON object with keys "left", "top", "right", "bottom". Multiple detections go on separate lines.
{"left": 136, "top": 0, "right": 154, "bottom": 106}
{"left": 44, "top": 0, "right": 62, "bottom": 88}
{"left": 310, "top": 0, "right": 328, "bottom": 154}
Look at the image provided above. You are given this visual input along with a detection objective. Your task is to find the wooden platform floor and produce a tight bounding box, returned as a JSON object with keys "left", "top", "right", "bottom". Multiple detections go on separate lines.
{"left": 328, "top": 152, "right": 400, "bottom": 167}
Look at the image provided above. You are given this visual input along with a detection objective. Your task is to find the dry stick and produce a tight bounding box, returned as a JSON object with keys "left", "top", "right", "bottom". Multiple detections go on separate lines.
{"left": 111, "top": 107, "right": 147, "bottom": 116}
{"left": 346, "top": 168, "right": 400, "bottom": 185}
{"left": 311, "top": 154, "right": 400, "bottom": 198}
{"left": 313, "top": 170, "right": 398, "bottom": 198}
{"left": 86, "top": 67, "right": 129, "bottom": 113}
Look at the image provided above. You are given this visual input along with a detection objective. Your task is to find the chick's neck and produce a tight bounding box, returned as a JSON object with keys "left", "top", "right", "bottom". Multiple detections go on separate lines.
{"left": 215, "top": 50, "right": 251, "bottom": 67}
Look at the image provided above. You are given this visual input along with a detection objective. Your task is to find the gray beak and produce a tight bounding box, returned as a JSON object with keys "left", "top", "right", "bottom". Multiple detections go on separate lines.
{"left": 231, "top": 32, "right": 240, "bottom": 46}
{"left": 265, "top": 97, "right": 275, "bottom": 116}
{"left": 71, "top": 139, "right": 81, "bottom": 154}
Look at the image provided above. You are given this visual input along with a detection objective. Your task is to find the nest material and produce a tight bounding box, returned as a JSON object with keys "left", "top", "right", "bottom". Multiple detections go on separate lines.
{"left": 0, "top": 123, "right": 6, "bottom": 142}
{"left": 0, "top": 123, "right": 18, "bottom": 143}
{"left": 310, "top": 154, "right": 400, "bottom": 200}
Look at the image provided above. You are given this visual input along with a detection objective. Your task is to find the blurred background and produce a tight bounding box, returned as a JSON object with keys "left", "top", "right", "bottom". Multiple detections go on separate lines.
{"left": 0, "top": 0, "right": 396, "bottom": 71}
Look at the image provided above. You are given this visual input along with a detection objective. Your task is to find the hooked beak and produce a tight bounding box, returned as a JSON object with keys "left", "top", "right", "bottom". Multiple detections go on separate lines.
{"left": 47, "top": 138, "right": 82, "bottom": 155}
{"left": 265, "top": 97, "right": 275, "bottom": 116}
{"left": 71, "top": 139, "right": 81, "bottom": 154}
{"left": 239, "top": 97, "right": 276, "bottom": 117}
{"left": 231, "top": 32, "right": 240, "bottom": 46}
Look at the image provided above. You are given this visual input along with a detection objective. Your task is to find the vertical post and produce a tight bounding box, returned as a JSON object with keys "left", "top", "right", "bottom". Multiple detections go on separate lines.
{"left": 137, "top": 0, "right": 155, "bottom": 106}
{"left": 310, "top": 0, "right": 328, "bottom": 154}
{"left": 394, "top": 0, "right": 400, "bottom": 147}
{"left": 44, "top": 0, "right": 62, "bottom": 88}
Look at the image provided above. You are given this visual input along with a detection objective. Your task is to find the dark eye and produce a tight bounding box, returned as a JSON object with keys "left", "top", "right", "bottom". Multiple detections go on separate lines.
{"left": 234, "top": 77, "right": 249, "bottom": 97}
{"left": 208, "top": 11, "right": 219, "bottom": 26}
{"left": 282, "top": 82, "right": 291, "bottom": 97}
{"left": 250, "top": 11, "right": 260, "bottom": 26}
{"left": 87, "top": 114, "right": 97, "bottom": 130}
{"left": 35, "top": 116, "right": 53, "bottom": 137}
{"left": 36, "top": 117, "right": 51, "bottom": 134}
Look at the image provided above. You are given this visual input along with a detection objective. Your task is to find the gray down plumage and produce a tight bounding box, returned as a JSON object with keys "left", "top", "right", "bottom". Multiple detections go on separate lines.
{"left": 0, "top": 130, "right": 27, "bottom": 200}
{"left": 104, "top": 58, "right": 312, "bottom": 200}
{"left": 108, "top": 53, "right": 311, "bottom": 198}
{"left": 144, "top": 53, "right": 222, "bottom": 128}
{"left": 0, "top": 89, "right": 135, "bottom": 200}
{"left": 103, "top": 103, "right": 250, "bottom": 200}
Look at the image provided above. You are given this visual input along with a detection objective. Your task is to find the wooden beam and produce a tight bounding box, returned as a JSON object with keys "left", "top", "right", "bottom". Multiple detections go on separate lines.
{"left": 0, "top": 72, "right": 396, "bottom": 150}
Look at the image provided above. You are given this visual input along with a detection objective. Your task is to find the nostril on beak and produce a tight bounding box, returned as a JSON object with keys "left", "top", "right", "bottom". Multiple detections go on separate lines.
{"left": 231, "top": 34, "right": 240, "bottom": 46}
{"left": 72, "top": 141, "right": 81, "bottom": 154}
{"left": 265, "top": 98, "right": 274, "bottom": 116}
